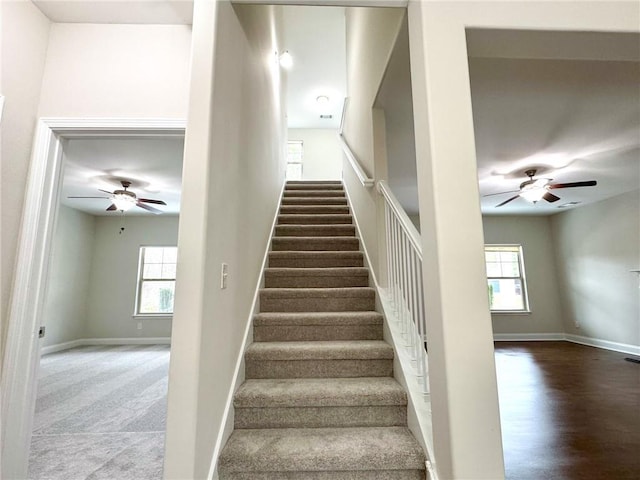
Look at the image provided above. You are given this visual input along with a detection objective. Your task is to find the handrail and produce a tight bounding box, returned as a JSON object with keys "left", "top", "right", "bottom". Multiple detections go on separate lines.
{"left": 338, "top": 97, "right": 375, "bottom": 188}
{"left": 338, "top": 134, "right": 375, "bottom": 188}
{"left": 377, "top": 180, "right": 422, "bottom": 258}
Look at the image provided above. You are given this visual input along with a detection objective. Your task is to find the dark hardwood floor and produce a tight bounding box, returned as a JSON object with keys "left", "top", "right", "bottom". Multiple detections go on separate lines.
{"left": 495, "top": 342, "right": 640, "bottom": 480}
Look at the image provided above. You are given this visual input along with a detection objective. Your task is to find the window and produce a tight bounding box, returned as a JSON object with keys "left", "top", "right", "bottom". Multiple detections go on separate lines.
{"left": 136, "top": 246, "right": 177, "bottom": 315}
{"left": 485, "top": 245, "right": 529, "bottom": 312}
{"left": 286, "top": 140, "right": 303, "bottom": 180}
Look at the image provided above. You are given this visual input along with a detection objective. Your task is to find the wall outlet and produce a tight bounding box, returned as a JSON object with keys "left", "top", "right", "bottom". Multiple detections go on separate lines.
{"left": 221, "top": 263, "right": 229, "bottom": 289}
{"left": 137, "top": 321, "right": 142, "bottom": 330}
{"left": 574, "top": 321, "right": 580, "bottom": 329}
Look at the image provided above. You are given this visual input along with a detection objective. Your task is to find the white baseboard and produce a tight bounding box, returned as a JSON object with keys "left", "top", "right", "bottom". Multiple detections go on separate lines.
{"left": 41, "top": 337, "right": 171, "bottom": 354}
{"left": 494, "top": 333, "right": 565, "bottom": 342}
{"left": 41, "top": 339, "right": 84, "bottom": 355}
{"left": 564, "top": 334, "right": 640, "bottom": 356}
{"left": 494, "top": 333, "right": 640, "bottom": 356}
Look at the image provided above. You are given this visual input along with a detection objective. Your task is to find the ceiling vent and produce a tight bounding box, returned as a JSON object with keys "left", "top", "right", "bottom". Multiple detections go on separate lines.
{"left": 320, "top": 115, "right": 333, "bottom": 119}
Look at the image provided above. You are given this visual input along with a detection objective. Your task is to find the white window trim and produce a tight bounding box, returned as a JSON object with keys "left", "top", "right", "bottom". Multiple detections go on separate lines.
{"left": 485, "top": 244, "right": 531, "bottom": 314}
{"left": 286, "top": 140, "right": 304, "bottom": 180}
{"left": 134, "top": 245, "right": 177, "bottom": 318}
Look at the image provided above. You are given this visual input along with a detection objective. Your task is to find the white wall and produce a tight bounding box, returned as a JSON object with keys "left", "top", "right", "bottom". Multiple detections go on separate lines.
{"left": 86, "top": 215, "right": 179, "bottom": 340}
{"left": 287, "top": 129, "right": 342, "bottom": 180}
{"left": 0, "top": 1, "right": 51, "bottom": 358}
{"left": 483, "top": 216, "right": 564, "bottom": 335}
{"left": 164, "top": 2, "right": 286, "bottom": 478}
{"left": 551, "top": 190, "right": 640, "bottom": 347}
{"left": 38, "top": 23, "right": 191, "bottom": 118}
{"left": 343, "top": 7, "right": 404, "bottom": 279}
{"left": 41, "top": 206, "right": 95, "bottom": 347}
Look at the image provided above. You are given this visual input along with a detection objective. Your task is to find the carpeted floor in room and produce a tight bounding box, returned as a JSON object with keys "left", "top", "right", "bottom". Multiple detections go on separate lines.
{"left": 28, "top": 344, "right": 170, "bottom": 480}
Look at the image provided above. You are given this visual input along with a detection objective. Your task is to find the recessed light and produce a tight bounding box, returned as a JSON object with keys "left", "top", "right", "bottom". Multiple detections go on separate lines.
{"left": 316, "top": 95, "right": 330, "bottom": 105}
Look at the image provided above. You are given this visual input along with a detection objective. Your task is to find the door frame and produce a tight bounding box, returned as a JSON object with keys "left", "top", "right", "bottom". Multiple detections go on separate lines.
{"left": 1, "top": 118, "right": 186, "bottom": 479}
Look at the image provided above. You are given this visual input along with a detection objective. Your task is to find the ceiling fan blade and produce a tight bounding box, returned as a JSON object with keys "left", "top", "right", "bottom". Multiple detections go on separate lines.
{"left": 543, "top": 191, "right": 561, "bottom": 203}
{"left": 549, "top": 180, "right": 597, "bottom": 189}
{"left": 495, "top": 195, "right": 521, "bottom": 207}
{"left": 67, "top": 196, "right": 110, "bottom": 199}
{"left": 106, "top": 204, "right": 118, "bottom": 211}
{"left": 99, "top": 189, "right": 114, "bottom": 194}
{"left": 136, "top": 202, "right": 163, "bottom": 214}
{"left": 138, "top": 198, "right": 167, "bottom": 205}
{"left": 482, "top": 189, "right": 520, "bottom": 198}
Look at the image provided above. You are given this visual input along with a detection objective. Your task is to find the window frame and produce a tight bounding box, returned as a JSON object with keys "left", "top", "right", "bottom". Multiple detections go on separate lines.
{"left": 485, "top": 244, "right": 530, "bottom": 314}
{"left": 134, "top": 245, "right": 177, "bottom": 318}
{"left": 286, "top": 140, "right": 304, "bottom": 180}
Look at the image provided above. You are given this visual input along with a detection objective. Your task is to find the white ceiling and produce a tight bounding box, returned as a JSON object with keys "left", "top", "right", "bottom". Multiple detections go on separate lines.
{"left": 33, "top": 0, "right": 194, "bottom": 24}
{"left": 282, "top": 6, "right": 347, "bottom": 129}
{"left": 61, "top": 138, "right": 184, "bottom": 216}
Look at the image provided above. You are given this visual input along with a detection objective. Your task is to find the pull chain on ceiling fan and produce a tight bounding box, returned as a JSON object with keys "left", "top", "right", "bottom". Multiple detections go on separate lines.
{"left": 484, "top": 169, "right": 597, "bottom": 208}
{"left": 68, "top": 180, "right": 167, "bottom": 214}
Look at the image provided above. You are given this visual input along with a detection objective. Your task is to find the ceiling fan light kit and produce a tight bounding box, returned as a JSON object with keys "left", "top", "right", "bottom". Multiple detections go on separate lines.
{"left": 487, "top": 168, "right": 597, "bottom": 208}
{"left": 68, "top": 179, "right": 167, "bottom": 214}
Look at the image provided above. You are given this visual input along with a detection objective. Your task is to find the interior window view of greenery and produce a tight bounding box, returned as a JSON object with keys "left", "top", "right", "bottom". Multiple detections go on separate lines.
{"left": 136, "top": 246, "right": 178, "bottom": 315}
{"left": 485, "top": 245, "right": 528, "bottom": 312}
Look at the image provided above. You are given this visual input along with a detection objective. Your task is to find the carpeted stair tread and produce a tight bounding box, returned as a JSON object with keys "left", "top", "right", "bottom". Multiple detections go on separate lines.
{"left": 286, "top": 180, "right": 343, "bottom": 185}
{"left": 279, "top": 205, "right": 351, "bottom": 215}
{"left": 272, "top": 237, "right": 359, "bottom": 251}
{"left": 281, "top": 197, "right": 348, "bottom": 205}
{"left": 268, "top": 251, "right": 364, "bottom": 268}
{"left": 260, "top": 287, "right": 375, "bottom": 312}
{"left": 234, "top": 377, "right": 406, "bottom": 408}
{"left": 275, "top": 224, "right": 356, "bottom": 237}
{"left": 254, "top": 311, "right": 382, "bottom": 326}
{"left": 278, "top": 214, "right": 353, "bottom": 225}
{"left": 245, "top": 340, "right": 393, "bottom": 361}
{"left": 217, "top": 426, "right": 425, "bottom": 473}
{"left": 264, "top": 267, "right": 368, "bottom": 288}
{"left": 285, "top": 184, "right": 345, "bottom": 190}
{"left": 283, "top": 190, "right": 346, "bottom": 198}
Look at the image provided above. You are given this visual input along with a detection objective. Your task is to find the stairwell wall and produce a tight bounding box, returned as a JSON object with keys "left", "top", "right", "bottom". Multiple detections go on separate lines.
{"left": 342, "top": 7, "right": 405, "bottom": 280}
{"left": 164, "top": 2, "right": 286, "bottom": 478}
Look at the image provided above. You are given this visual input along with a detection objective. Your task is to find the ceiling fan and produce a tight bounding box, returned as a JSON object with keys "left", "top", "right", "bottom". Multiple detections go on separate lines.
{"left": 485, "top": 169, "right": 597, "bottom": 208}
{"left": 68, "top": 180, "right": 167, "bottom": 214}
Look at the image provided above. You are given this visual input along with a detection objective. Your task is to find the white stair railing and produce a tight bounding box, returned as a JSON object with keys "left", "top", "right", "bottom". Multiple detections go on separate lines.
{"left": 377, "top": 180, "right": 429, "bottom": 395}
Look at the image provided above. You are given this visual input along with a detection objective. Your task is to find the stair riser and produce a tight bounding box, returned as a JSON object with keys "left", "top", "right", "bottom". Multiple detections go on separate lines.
{"left": 286, "top": 180, "right": 342, "bottom": 185}
{"left": 283, "top": 191, "right": 345, "bottom": 197}
{"left": 275, "top": 226, "right": 356, "bottom": 237}
{"left": 253, "top": 325, "right": 383, "bottom": 342}
{"left": 221, "top": 471, "right": 425, "bottom": 480}
{"left": 277, "top": 215, "right": 353, "bottom": 225}
{"left": 260, "top": 296, "right": 375, "bottom": 313}
{"left": 268, "top": 254, "right": 363, "bottom": 268}
{"left": 272, "top": 238, "right": 359, "bottom": 251}
{"left": 280, "top": 207, "right": 351, "bottom": 215}
{"left": 245, "top": 359, "right": 393, "bottom": 379}
{"left": 234, "top": 405, "right": 406, "bottom": 429}
{"left": 264, "top": 275, "right": 369, "bottom": 288}
{"left": 281, "top": 198, "right": 348, "bottom": 205}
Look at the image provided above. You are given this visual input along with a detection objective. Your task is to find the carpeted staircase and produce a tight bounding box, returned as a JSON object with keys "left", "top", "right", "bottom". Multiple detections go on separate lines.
{"left": 218, "top": 181, "right": 426, "bottom": 480}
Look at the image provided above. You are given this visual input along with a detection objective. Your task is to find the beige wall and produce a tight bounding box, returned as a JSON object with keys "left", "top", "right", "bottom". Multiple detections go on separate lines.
{"left": 41, "top": 206, "right": 95, "bottom": 347}
{"left": 0, "top": 1, "right": 51, "bottom": 360}
{"left": 86, "top": 215, "right": 179, "bottom": 340}
{"left": 551, "top": 190, "right": 640, "bottom": 347}
{"left": 287, "top": 128, "right": 342, "bottom": 180}
{"left": 38, "top": 23, "right": 191, "bottom": 118}
{"left": 164, "top": 2, "right": 286, "bottom": 478}
{"left": 483, "top": 216, "right": 564, "bottom": 335}
{"left": 343, "top": 7, "right": 404, "bottom": 279}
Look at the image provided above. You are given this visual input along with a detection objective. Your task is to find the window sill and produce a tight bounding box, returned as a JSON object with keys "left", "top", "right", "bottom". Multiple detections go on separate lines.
{"left": 132, "top": 314, "right": 173, "bottom": 319}
{"left": 491, "top": 310, "right": 531, "bottom": 315}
